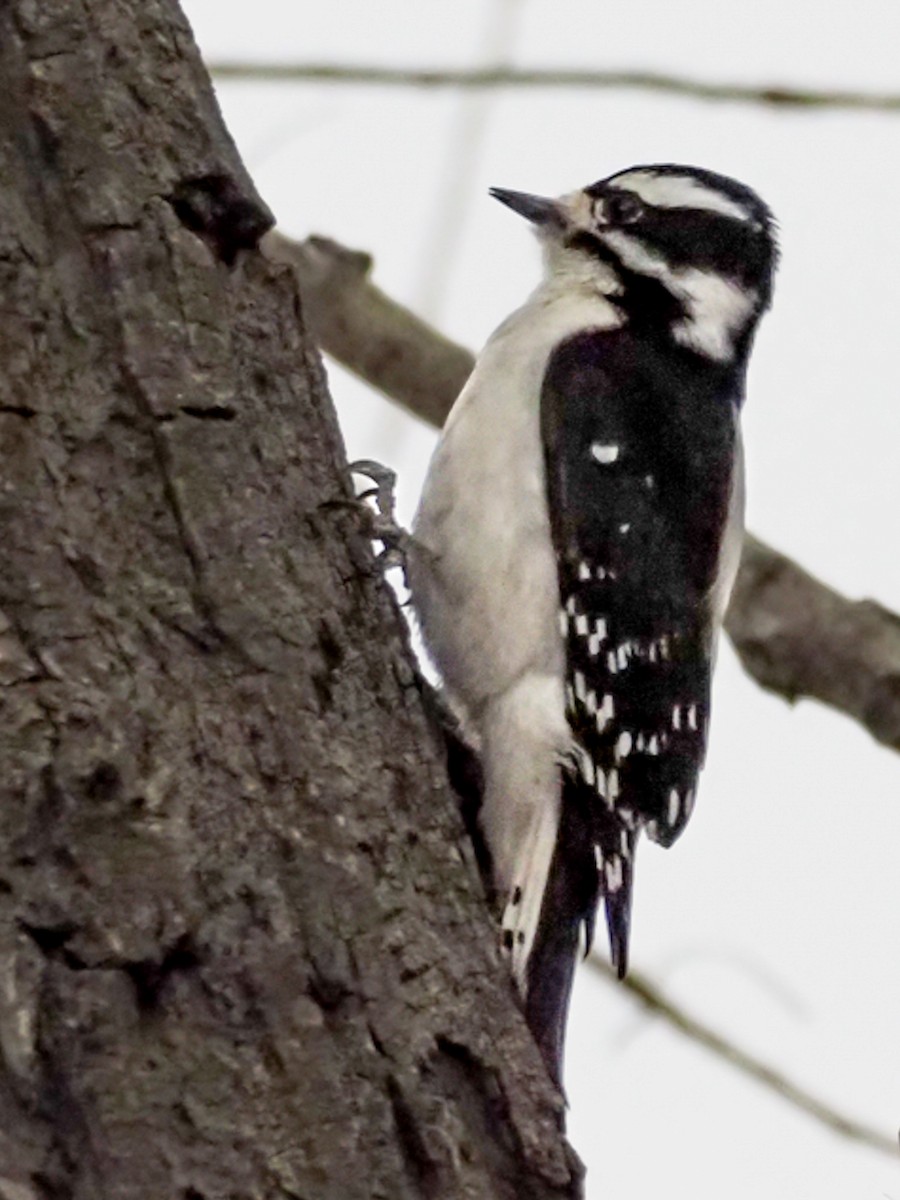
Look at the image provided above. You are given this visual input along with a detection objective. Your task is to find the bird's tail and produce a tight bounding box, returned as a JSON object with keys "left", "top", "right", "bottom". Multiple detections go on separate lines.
{"left": 523, "top": 777, "right": 602, "bottom": 1085}
{"left": 594, "top": 802, "right": 637, "bottom": 980}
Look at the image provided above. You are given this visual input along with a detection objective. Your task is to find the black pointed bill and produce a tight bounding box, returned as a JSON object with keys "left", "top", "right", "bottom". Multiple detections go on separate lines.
{"left": 490, "top": 187, "right": 563, "bottom": 228}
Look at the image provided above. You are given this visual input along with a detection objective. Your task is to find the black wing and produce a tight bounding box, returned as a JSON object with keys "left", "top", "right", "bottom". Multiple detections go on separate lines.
{"left": 531, "top": 326, "right": 739, "bottom": 1058}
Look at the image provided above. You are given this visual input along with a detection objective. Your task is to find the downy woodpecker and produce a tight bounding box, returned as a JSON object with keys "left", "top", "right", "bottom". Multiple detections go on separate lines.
{"left": 409, "top": 164, "right": 777, "bottom": 1081}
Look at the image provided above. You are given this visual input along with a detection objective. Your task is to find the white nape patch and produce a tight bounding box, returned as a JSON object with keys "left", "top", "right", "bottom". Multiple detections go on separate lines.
{"left": 667, "top": 788, "right": 681, "bottom": 825}
{"left": 610, "top": 170, "right": 753, "bottom": 223}
{"left": 615, "top": 731, "right": 633, "bottom": 761}
{"left": 591, "top": 442, "right": 620, "bottom": 464}
{"left": 578, "top": 560, "right": 591, "bottom": 581}
{"left": 670, "top": 269, "right": 758, "bottom": 361}
{"left": 598, "top": 230, "right": 757, "bottom": 362}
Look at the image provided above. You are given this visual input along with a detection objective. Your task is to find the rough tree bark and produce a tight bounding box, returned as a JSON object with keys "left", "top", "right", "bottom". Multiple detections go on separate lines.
{"left": 0, "top": 2, "right": 581, "bottom": 1197}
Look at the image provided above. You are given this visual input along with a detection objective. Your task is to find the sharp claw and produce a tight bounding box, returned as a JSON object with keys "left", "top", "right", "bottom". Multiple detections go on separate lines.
{"left": 348, "top": 458, "right": 410, "bottom": 586}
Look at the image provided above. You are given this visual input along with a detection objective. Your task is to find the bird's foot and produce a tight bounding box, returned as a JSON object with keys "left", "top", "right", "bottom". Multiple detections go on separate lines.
{"left": 349, "top": 459, "right": 411, "bottom": 576}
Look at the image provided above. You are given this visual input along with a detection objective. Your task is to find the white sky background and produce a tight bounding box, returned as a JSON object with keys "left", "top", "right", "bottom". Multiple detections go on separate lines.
{"left": 182, "top": 2, "right": 900, "bottom": 1195}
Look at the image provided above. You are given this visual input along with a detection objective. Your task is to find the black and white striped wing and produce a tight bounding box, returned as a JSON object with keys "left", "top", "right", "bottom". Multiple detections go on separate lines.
{"left": 538, "top": 326, "right": 741, "bottom": 977}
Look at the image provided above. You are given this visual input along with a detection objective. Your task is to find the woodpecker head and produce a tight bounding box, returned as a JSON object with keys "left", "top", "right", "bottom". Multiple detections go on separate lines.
{"left": 491, "top": 164, "right": 777, "bottom": 363}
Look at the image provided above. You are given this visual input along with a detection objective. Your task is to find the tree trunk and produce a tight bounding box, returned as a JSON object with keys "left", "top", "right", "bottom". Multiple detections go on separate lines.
{"left": 0, "top": 3, "right": 581, "bottom": 1197}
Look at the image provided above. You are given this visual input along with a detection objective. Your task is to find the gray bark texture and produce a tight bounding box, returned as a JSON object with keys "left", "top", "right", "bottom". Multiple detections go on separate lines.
{"left": 0, "top": 2, "right": 581, "bottom": 1198}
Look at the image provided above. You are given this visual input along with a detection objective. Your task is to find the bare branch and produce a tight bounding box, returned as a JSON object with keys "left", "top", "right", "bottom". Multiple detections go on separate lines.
{"left": 726, "top": 536, "right": 900, "bottom": 750}
{"left": 265, "top": 230, "right": 900, "bottom": 753}
{"left": 588, "top": 956, "right": 899, "bottom": 1158}
{"left": 211, "top": 62, "right": 900, "bottom": 113}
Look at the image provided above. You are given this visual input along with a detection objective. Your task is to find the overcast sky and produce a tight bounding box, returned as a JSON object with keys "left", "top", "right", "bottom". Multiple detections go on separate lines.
{"left": 182, "top": 3, "right": 900, "bottom": 1195}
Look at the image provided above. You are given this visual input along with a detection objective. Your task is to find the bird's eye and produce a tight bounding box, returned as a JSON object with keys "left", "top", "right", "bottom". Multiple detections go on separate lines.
{"left": 603, "top": 192, "right": 643, "bottom": 225}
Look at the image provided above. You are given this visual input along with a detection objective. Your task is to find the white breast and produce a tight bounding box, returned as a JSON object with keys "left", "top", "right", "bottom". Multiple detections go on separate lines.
{"left": 410, "top": 282, "right": 623, "bottom": 723}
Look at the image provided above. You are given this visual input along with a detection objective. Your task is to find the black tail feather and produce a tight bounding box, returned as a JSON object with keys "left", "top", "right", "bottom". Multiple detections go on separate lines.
{"left": 603, "top": 858, "right": 634, "bottom": 980}
{"left": 524, "top": 779, "right": 600, "bottom": 1085}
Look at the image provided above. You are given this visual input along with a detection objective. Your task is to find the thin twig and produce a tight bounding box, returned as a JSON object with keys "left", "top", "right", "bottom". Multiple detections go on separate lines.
{"left": 264, "top": 230, "right": 900, "bottom": 753}
{"left": 211, "top": 63, "right": 900, "bottom": 113}
{"left": 588, "top": 955, "right": 898, "bottom": 1158}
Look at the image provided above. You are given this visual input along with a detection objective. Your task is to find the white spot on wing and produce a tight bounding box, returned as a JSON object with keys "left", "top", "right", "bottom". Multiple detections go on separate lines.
{"left": 579, "top": 749, "right": 596, "bottom": 787}
{"left": 578, "top": 560, "right": 591, "bottom": 581}
{"left": 575, "top": 613, "right": 589, "bottom": 637}
{"left": 615, "top": 731, "right": 632, "bottom": 760}
{"left": 591, "top": 442, "right": 620, "bottom": 464}
{"left": 667, "top": 788, "right": 680, "bottom": 825}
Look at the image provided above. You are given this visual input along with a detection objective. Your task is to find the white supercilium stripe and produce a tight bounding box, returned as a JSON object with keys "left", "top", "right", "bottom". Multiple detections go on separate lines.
{"left": 610, "top": 171, "right": 753, "bottom": 222}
